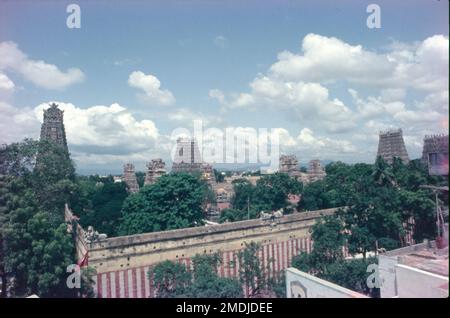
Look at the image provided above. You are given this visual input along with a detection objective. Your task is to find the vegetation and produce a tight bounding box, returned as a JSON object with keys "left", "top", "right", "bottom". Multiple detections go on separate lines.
{"left": 150, "top": 242, "right": 287, "bottom": 298}
{"left": 1, "top": 135, "right": 446, "bottom": 298}
{"left": 237, "top": 242, "right": 285, "bottom": 298}
{"left": 150, "top": 253, "right": 243, "bottom": 298}
{"left": 135, "top": 171, "right": 145, "bottom": 188}
{"left": 213, "top": 169, "right": 225, "bottom": 183}
{"left": 118, "top": 173, "right": 209, "bottom": 235}
{"left": 0, "top": 139, "right": 94, "bottom": 297}
{"left": 292, "top": 157, "right": 446, "bottom": 296}
{"left": 220, "top": 173, "right": 303, "bottom": 223}
{"left": 301, "top": 158, "right": 445, "bottom": 246}
{"left": 71, "top": 175, "right": 128, "bottom": 237}
{"left": 291, "top": 216, "right": 379, "bottom": 297}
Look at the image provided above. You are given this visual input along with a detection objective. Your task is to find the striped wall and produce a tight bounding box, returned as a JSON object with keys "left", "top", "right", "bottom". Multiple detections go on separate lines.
{"left": 94, "top": 236, "right": 313, "bottom": 298}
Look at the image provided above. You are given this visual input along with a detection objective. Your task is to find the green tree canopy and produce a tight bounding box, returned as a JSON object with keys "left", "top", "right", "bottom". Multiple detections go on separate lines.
{"left": 72, "top": 176, "right": 128, "bottom": 237}
{"left": 1, "top": 139, "right": 91, "bottom": 297}
{"left": 150, "top": 253, "right": 242, "bottom": 298}
{"left": 222, "top": 173, "right": 303, "bottom": 223}
{"left": 118, "top": 173, "right": 208, "bottom": 235}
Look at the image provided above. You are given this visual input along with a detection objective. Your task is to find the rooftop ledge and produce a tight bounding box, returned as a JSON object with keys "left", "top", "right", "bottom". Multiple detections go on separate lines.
{"left": 89, "top": 207, "right": 340, "bottom": 250}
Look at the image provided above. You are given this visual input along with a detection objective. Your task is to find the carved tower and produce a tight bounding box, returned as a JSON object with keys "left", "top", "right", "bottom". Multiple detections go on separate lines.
{"left": 40, "top": 103, "right": 68, "bottom": 153}
{"left": 144, "top": 159, "right": 166, "bottom": 186}
{"left": 376, "top": 129, "right": 409, "bottom": 164}
{"left": 123, "top": 163, "right": 139, "bottom": 193}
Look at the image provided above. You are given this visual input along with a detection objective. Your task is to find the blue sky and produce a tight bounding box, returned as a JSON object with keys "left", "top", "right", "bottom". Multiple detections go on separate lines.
{"left": 0, "top": 0, "right": 448, "bottom": 174}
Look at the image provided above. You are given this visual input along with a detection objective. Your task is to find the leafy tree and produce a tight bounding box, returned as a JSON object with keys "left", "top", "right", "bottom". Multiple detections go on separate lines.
{"left": 299, "top": 180, "right": 329, "bottom": 211}
{"left": 237, "top": 242, "right": 266, "bottom": 297}
{"left": 224, "top": 173, "right": 303, "bottom": 222}
{"left": 372, "top": 156, "right": 395, "bottom": 187}
{"left": 267, "top": 271, "right": 286, "bottom": 298}
{"left": 1, "top": 139, "right": 90, "bottom": 297}
{"left": 151, "top": 260, "right": 191, "bottom": 298}
{"left": 292, "top": 215, "right": 379, "bottom": 296}
{"left": 301, "top": 158, "right": 444, "bottom": 254}
{"left": 230, "top": 178, "right": 254, "bottom": 212}
{"left": 118, "top": 173, "right": 207, "bottom": 235}
{"left": 291, "top": 215, "right": 345, "bottom": 276}
{"left": 189, "top": 254, "right": 242, "bottom": 298}
{"left": 5, "top": 210, "right": 75, "bottom": 297}
{"left": 253, "top": 173, "right": 302, "bottom": 212}
{"left": 33, "top": 140, "right": 76, "bottom": 219}
{"left": 135, "top": 171, "right": 145, "bottom": 188}
{"left": 309, "top": 216, "right": 345, "bottom": 272}
{"left": 321, "top": 257, "right": 379, "bottom": 297}
{"left": 219, "top": 208, "right": 256, "bottom": 223}
{"left": 214, "top": 169, "right": 225, "bottom": 183}
{"left": 76, "top": 179, "right": 128, "bottom": 236}
{"left": 236, "top": 241, "right": 285, "bottom": 297}
{"left": 150, "top": 253, "right": 242, "bottom": 298}
{"left": 0, "top": 173, "right": 10, "bottom": 297}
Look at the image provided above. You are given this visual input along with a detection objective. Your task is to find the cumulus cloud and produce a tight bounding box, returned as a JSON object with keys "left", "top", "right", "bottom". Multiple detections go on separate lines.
{"left": 33, "top": 102, "right": 159, "bottom": 155}
{"left": 0, "top": 73, "right": 15, "bottom": 92}
{"left": 0, "top": 101, "right": 161, "bottom": 169}
{"left": 0, "top": 102, "right": 40, "bottom": 144}
{"left": 0, "top": 41, "right": 85, "bottom": 89}
{"left": 128, "top": 71, "right": 175, "bottom": 106}
{"left": 219, "top": 75, "right": 355, "bottom": 133}
{"left": 270, "top": 33, "right": 394, "bottom": 85}
{"left": 296, "top": 128, "right": 357, "bottom": 154}
{"left": 210, "top": 33, "right": 448, "bottom": 161}
{"left": 269, "top": 33, "right": 448, "bottom": 91}
{"left": 349, "top": 88, "right": 406, "bottom": 119}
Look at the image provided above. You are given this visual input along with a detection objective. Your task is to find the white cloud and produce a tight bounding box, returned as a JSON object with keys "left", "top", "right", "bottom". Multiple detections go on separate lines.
{"left": 128, "top": 71, "right": 175, "bottom": 106}
{"left": 380, "top": 88, "right": 406, "bottom": 102}
{"left": 296, "top": 128, "right": 357, "bottom": 154}
{"left": 213, "top": 35, "right": 228, "bottom": 48}
{"left": 209, "top": 89, "right": 226, "bottom": 104}
{"left": 0, "top": 102, "right": 40, "bottom": 144}
{"left": 167, "top": 107, "right": 223, "bottom": 126}
{"left": 268, "top": 33, "right": 448, "bottom": 92}
{"left": 269, "top": 33, "right": 394, "bottom": 85}
{"left": 221, "top": 75, "right": 355, "bottom": 133}
{"left": 1, "top": 101, "right": 160, "bottom": 159}
{"left": 0, "top": 41, "right": 85, "bottom": 89}
{"left": 0, "top": 73, "right": 15, "bottom": 91}
{"left": 349, "top": 88, "right": 406, "bottom": 119}
{"left": 209, "top": 33, "right": 448, "bottom": 162}
{"left": 33, "top": 102, "right": 159, "bottom": 155}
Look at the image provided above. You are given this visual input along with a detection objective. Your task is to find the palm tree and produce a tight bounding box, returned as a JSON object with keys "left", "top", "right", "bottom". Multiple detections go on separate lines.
{"left": 372, "top": 156, "right": 395, "bottom": 187}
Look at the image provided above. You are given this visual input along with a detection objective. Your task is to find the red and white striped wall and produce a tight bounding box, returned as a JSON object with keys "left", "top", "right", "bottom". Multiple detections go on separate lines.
{"left": 94, "top": 236, "right": 313, "bottom": 298}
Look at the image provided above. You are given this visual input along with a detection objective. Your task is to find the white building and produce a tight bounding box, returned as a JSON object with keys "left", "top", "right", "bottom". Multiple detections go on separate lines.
{"left": 285, "top": 267, "right": 367, "bottom": 298}
{"left": 379, "top": 240, "right": 448, "bottom": 298}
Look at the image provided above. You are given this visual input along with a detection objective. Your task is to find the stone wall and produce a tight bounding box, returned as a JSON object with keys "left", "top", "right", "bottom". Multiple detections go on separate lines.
{"left": 81, "top": 208, "right": 338, "bottom": 298}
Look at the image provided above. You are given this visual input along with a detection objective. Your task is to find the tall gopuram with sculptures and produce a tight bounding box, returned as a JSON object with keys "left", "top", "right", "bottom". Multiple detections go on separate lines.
{"left": 122, "top": 163, "right": 139, "bottom": 193}
{"left": 40, "top": 103, "right": 69, "bottom": 153}
{"left": 376, "top": 129, "right": 409, "bottom": 164}
{"left": 172, "top": 138, "right": 215, "bottom": 185}
{"left": 421, "top": 134, "right": 449, "bottom": 176}
{"left": 144, "top": 159, "right": 166, "bottom": 186}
